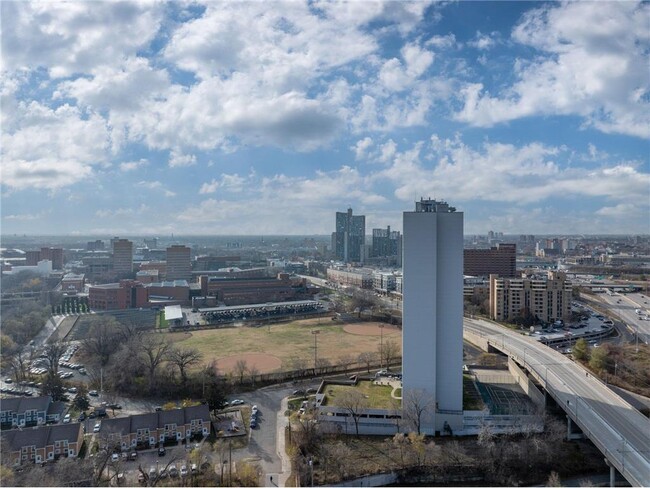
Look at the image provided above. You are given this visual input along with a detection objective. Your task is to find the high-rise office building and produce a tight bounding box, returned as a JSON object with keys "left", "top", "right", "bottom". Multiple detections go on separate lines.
{"left": 334, "top": 208, "right": 365, "bottom": 263}
{"left": 112, "top": 238, "right": 133, "bottom": 274}
{"left": 371, "top": 226, "right": 401, "bottom": 258}
{"left": 166, "top": 245, "right": 192, "bottom": 281}
{"left": 402, "top": 199, "right": 464, "bottom": 434}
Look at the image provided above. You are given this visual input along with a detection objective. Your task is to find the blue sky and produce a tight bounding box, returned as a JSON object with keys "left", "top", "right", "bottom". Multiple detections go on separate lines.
{"left": 1, "top": 1, "right": 649, "bottom": 236}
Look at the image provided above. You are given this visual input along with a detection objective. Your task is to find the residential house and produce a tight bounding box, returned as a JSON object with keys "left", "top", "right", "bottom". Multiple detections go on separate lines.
{"left": 98, "top": 405, "right": 211, "bottom": 450}
{"left": 1, "top": 423, "right": 84, "bottom": 465}
{"left": 1, "top": 396, "right": 65, "bottom": 429}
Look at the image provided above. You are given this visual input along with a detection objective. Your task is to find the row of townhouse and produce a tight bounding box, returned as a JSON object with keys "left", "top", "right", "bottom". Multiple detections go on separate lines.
{"left": 1, "top": 396, "right": 66, "bottom": 429}
{"left": 1, "top": 423, "right": 83, "bottom": 466}
{"left": 99, "top": 405, "right": 211, "bottom": 451}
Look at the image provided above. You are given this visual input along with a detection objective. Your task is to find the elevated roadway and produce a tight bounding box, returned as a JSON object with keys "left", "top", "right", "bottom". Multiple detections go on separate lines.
{"left": 464, "top": 317, "right": 650, "bottom": 487}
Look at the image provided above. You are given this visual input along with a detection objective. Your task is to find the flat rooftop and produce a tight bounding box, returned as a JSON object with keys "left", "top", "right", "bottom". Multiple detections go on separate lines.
{"left": 320, "top": 380, "right": 398, "bottom": 410}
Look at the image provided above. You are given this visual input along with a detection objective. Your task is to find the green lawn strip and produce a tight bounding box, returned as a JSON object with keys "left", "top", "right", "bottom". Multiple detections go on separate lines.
{"left": 321, "top": 381, "right": 395, "bottom": 409}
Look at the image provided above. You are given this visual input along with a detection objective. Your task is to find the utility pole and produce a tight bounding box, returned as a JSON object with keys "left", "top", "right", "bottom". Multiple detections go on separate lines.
{"left": 379, "top": 324, "right": 385, "bottom": 370}
{"left": 311, "top": 330, "right": 320, "bottom": 371}
{"left": 229, "top": 438, "right": 232, "bottom": 486}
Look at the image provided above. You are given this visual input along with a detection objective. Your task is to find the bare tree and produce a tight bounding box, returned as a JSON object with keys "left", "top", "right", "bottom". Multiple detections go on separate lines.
{"left": 138, "top": 334, "right": 171, "bottom": 391}
{"left": 403, "top": 389, "right": 435, "bottom": 436}
{"left": 43, "top": 342, "right": 66, "bottom": 375}
{"left": 316, "top": 357, "right": 331, "bottom": 374}
{"left": 337, "top": 390, "right": 368, "bottom": 436}
{"left": 379, "top": 339, "right": 400, "bottom": 370}
{"left": 81, "top": 316, "right": 122, "bottom": 367}
{"left": 168, "top": 347, "right": 203, "bottom": 385}
{"left": 358, "top": 351, "right": 377, "bottom": 373}
{"left": 234, "top": 359, "right": 248, "bottom": 385}
{"left": 248, "top": 365, "right": 259, "bottom": 386}
{"left": 546, "top": 471, "right": 562, "bottom": 487}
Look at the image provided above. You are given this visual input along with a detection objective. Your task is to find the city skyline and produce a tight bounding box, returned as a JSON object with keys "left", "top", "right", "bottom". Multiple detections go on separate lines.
{"left": 2, "top": 1, "right": 649, "bottom": 237}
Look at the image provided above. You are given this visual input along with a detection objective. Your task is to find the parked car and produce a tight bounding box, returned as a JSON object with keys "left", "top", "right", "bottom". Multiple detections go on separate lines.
{"left": 250, "top": 417, "right": 257, "bottom": 428}
{"left": 93, "top": 422, "right": 101, "bottom": 433}
{"left": 63, "top": 414, "right": 71, "bottom": 424}
{"left": 78, "top": 412, "right": 86, "bottom": 422}
{"left": 148, "top": 466, "right": 157, "bottom": 478}
{"left": 251, "top": 405, "right": 258, "bottom": 414}
{"left": 158, "top": 446, "right": 166, "bottom": 457}
{"left": 130, "top": 451, "right": 137, "bottom": 461}
{"left": 88, "top": 390, "right": 99, "bottom": 396}
{"left": 292, "top": 389, "right": 305, "bottom": 396}
{"left": 169, "top": 464, "right": 178, "bottom": 477}
{"left": 180, "top": 465, "right": 188, "bottom": 477}
{"left": 111, "top": 453, "right": 119, "bottom": 462}
{"left": 191, "top": 464, "right": 198, "bottom": 474}
{"left": 230, "top": 399, "right": 245, "bottom": 405}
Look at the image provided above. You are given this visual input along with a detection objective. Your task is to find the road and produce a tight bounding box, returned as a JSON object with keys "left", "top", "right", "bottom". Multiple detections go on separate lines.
{"left": 591, "top": 292, "right": 650, "bottom": 346}
{"left": 465, "top": 317, "right": 650, "bottom": 486}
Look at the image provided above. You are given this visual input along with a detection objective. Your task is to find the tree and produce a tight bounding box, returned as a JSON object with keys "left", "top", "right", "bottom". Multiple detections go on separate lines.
{"left": 81, "top": 316, "right": 123, "bottom": 367}
{"left": 138, "top": 334, "right": 171, "bottom": 391}
{"left": 403, "top": 389, "right": 435, "bottom": 436}
{"left": 248, "top": 365, "right": 259, "bottom": 387}
{"left": 41, "top": 372, "right": 66, "bottom": 401}
{"left": 379, "top": 339, "right": 400, "bottom": 370}
{"left": 73, "top": 389, "right": 91, "bottom": 412}
{"left": 168, "top": 347, "right": 203, "bottom": 385}
{"left": 546, "top": 471, "right": 562, "bottom": 487}
{"left": 573, "top": 338, "right": 589, "bottom": 361}
{"left": 43, "top": 342, "right": 66, "bottom": 376}
{"left": 234, "top": 359, "right": 248, "bottom": 385}
{"left": 337, "top": 390, "right": 368, "bottom": 436}
{"left": 358, "top": 351, "right": 377, "bottom": 373}
{"left": 589, "top": 346, "right": 610, "bottom": 372}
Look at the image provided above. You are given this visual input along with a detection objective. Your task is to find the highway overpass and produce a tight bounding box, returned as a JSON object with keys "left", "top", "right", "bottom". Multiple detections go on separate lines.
{"left": 464, "top": 318, "right": 650, "bottom": 487}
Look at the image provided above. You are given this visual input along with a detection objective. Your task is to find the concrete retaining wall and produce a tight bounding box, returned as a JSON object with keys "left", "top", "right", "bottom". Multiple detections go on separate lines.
{"left": 508, "top": 358, "right": 545, "bottom": 408}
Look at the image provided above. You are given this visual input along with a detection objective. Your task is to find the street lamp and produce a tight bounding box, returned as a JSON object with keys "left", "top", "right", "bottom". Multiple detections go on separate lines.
{"left": 311, "top": 330, "right": 320, "bottom": 371}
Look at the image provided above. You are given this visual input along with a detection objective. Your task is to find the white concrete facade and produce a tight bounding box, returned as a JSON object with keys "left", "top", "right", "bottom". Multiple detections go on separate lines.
{"left": 402, "top": 199, "right": 464, "bottom": 434}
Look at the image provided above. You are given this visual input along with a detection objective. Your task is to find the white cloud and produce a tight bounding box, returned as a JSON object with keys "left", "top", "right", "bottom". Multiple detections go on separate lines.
{"left": 199, "top": 179, "right": 219, "bottom": 194}
{"left": 375, "top": 135, "right": 650, "bottom": 205}
{"left": 425, "top": 34, "right": 457, "bottom": 50}
{"left": 468, "top": 31, "right": 499, "bottom": 50}
{"left": 595, "top": 203, "right": 641, "bottom": 217}
{"left": 95, "top": 204, "right": 148, "bottom": 219}
{"left": 455, "top": 2, "right": 650, "bottom": 138}
{"left": 1, "top": 102, "right": 109, "bottom": 190}
{"left": 352, "top": 137, "right": 374, "bottom": 160}
{"left": 119, "top": 159, "right": 148, "bottom": 172}
{"left": 378, "top": 140, "right": 397, "bottom": 163}
{"left": 3, "top": 211, "right": 48, "bottom": 221}
{"left": 168, "top": 149, "right": 196, "bottom": 168}
{"left": 136, "top": 180, "right": 176, "bottom": 197}
{"left": 1, "top": 2, "right": 164, "bottom": 78}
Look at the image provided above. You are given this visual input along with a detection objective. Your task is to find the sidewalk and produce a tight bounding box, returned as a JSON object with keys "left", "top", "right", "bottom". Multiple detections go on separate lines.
{"left": 276, "top": 396, "right": 292, "bottom": 487}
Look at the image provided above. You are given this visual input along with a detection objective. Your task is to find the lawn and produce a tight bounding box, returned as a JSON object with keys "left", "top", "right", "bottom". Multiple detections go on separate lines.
{"left": 169, "top": 318, "right": 398, "bottom": 372}
{"left": 321, "top": 381, "right": 397, "bottom": 409}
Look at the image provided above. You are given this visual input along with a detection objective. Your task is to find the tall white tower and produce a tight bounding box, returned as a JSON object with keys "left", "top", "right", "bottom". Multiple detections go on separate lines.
{"left": 402, "top": 199, "right": 464, "bottom": 434}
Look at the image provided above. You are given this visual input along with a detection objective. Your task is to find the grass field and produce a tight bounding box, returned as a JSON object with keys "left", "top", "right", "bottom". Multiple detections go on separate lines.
{"left": 168, "top": 318, "right": 400, "bottom": 373}
{"left": 321, "top": 381, "right": 396, "bottom": 409}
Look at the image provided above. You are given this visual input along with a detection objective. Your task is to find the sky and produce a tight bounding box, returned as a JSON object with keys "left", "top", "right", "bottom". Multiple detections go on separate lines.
{"left": 1, "top": 0, "right": 649, "bottom": 237}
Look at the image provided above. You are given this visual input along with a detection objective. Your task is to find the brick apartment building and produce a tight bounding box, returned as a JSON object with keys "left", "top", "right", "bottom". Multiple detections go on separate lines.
{"left": 199, "top": 273, "right": 311, "bottom": 305}
{"left": 464, "top": 243, "right": 517, "bottom": 278}
{"left": 489, "top": 271, "right": 572, "bottom": 324}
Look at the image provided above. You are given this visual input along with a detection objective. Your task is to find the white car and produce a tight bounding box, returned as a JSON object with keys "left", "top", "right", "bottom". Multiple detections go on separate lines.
{"left": 111, "top": 453, "right": 119, "bottom": 463}
{"left": 180, "top": 465, "right": 188, "bottom": 477}
{"left": 230, "top": 399, "right": 245, "bottom": 406}
{"left": 93, "top": 422, "right": 101, "bottom": 433}
{"left": 63, "top": 414, "right": 71, "bottom": 424}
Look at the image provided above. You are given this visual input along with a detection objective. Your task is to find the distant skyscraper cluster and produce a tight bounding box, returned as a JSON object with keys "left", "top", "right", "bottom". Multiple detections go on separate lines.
{"left": 332, "top": 208, "right": 401, "bottom": 265}
{"left": 333, "top": 208, "right": 365, "bottom": 263}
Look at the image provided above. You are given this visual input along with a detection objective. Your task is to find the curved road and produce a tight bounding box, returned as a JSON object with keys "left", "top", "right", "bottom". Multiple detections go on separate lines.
{"left": 465, "top": 317, "right": 650, "bottom": 487}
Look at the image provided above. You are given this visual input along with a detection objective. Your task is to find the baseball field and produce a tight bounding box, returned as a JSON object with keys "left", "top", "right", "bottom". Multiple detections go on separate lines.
{"left": 167, "top": 318, "right": 401, "bottom": 373}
